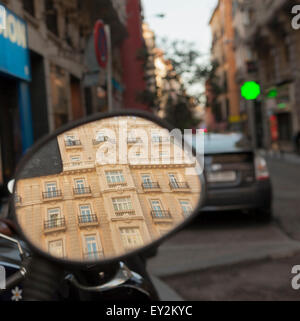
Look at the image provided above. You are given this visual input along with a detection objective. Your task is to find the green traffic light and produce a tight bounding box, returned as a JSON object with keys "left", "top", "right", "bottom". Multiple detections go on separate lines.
{"left": 241, "top": 81, "right": 261, "bottom": 100}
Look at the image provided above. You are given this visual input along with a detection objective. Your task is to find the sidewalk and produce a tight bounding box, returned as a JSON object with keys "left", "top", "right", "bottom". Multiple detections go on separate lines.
{"left": 148, "top": 240, "right": 300, "bottom": 278}
{"left": 259, "top": 149, "right": 300, "bottom": 165}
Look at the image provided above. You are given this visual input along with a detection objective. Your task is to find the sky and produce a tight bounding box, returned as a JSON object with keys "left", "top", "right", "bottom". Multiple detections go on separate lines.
{"left": 142, "top": 0, "right": 218, "bottom": 57}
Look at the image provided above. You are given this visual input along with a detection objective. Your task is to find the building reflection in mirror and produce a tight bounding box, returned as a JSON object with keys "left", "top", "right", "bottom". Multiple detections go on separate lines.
{"left": 15, "top": 117, "right": 202, "bottom": 262}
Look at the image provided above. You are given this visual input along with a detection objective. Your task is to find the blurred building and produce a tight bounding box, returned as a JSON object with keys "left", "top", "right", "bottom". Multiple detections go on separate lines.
{"left": 209, "top": 0, "right": 241, "bottom": 131}
{"left": 15, "top": 117, "right": 200, "bottom": 260}
{"left": 246, "top": 0, "right": 300, "bottom": 151}
{"left": 0, "top": 0, "right": 127, "bottom": 193}
{"left": 120, "top": 0, "right": 149, "bottom": 111}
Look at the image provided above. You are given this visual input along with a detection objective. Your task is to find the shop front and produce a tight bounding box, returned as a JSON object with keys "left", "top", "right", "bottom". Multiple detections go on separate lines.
{"left": 0, "top": 5, "right": 33, "bottom": 193}
{"left": 266, "top": 83, "right": 293, "bottom": 152}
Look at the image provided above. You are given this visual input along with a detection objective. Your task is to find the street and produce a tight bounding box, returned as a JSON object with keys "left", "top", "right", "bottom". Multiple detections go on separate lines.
{"left": 148, "top": 156, "right": 300, "bottom": 300}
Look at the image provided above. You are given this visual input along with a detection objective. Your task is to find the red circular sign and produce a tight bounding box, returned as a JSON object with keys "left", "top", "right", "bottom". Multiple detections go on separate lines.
{"left": 94, "top": 20, "right": 108, "bottom": 68}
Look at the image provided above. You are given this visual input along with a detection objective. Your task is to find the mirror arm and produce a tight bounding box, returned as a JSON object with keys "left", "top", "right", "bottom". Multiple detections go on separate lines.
{"left": 65, "top": 262, "right": 132, "bottom": 293}
{"left": 0, "top": 233, "right": 24, "bottom": 258}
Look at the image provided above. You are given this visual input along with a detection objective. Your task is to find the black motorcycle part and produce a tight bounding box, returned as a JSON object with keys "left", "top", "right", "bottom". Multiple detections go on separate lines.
{"left": 23, "top": 255, "right": 64, "bottom": 301}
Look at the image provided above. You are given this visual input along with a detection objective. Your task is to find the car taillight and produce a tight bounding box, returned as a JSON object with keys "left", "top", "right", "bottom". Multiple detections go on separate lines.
{"left": 255, "top": 155, "right": 269, "bottom": 181}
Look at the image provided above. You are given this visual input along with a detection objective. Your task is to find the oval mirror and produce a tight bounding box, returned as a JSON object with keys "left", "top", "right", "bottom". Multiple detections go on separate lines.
{"left": 13, "top": 113, "right": 204, "bottom": 264}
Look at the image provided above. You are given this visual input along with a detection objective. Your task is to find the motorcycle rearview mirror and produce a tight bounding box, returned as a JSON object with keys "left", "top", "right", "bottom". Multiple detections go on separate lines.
{"left": 12, "top": 111, "right": 205, "bottom": 267}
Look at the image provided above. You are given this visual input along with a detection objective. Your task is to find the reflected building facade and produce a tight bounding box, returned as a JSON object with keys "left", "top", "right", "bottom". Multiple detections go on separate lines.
{"left": 16, "top": 117, "right": 201, "bottom": 261}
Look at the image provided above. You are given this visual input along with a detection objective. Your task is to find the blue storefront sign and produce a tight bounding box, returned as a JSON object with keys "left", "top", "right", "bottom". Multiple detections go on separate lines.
{"left": 0, "top": 5, "right": 31, "bottom": 81}
{"left": 0, "top": 5, "right": 33, "bottom": 153}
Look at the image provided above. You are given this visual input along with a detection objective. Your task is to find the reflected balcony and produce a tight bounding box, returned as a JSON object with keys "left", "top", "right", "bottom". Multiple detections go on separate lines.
{"left": 83, "top": 251, "right": 104, "bottom": 260}
{"left": 93, "top": 137, "right": 108, "bottom": 145}
{"left": 114, "top": 210, "right": 135, "bottom": 217}
{"left": 63, "top": 161, "right": 95, "bottom": 172}
{"left": 78, "top": 214, "right": 98, "bottom": 227}
{"left": 42, "top": 190, "right": 63, "bottom": 201}
{"left": 169, "top": 182, "right": 190, "bottom": 191}
{"left": 73, "top": 187, "right": 92, "bottom": 197}
{"left": 107, "top": 181, "right": 127, "bottom": 188}
{"left": 44, "top": 218, "right": 66, "bottom": 234}
{"left": 151, "top": 210, "right": 173, "bottom": 223}
{"left": 142, "top": 182, "right": 160, "bottom": 192}
{"left": 65, "top": 140, "right": 82, "bottom": 149}
{"left": 127, "top": 138, "right": 143, "bottom": 144}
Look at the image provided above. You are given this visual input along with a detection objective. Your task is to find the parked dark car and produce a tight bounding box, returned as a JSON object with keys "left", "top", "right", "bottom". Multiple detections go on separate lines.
{"left": 188, "top": 132, "right": 273, "bottom": 221}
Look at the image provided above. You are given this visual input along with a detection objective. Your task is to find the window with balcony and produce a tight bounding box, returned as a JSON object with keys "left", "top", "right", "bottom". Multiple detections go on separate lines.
{"left": 48, "top": 240, "right": 64, "bottom": 258}
{"left": 106, "top": 171, "right": 126, "bottom": 186}
{"left": 180, "top": 200, "right": 193, "bottom": 217}
{"left": 169, "top": 174, "right": 189, "bottom": 190}
{"left": 74, "top": 179, "right": 91, "bottom": 195}
{"left": 43, "top": 182, "right": 62, "bottom": 199}
{"left": 169, "top": 174, "right": 179, "bottom": 188}
{"left": 23, "top": 0, "right": 35, "bottom": 17}
{"left": 150, "top": 200, "right": 171, "bottom": 219}
{"left": 84, "top": 235, "right": 101, "bottom": 260}
{"left": 120, "top": 228, "right": 143, "bottom": 249}
{"left": 45, "top": 208, "right": 65, "bottom": 230}
{"left": 152, "top": 132, "right": 170, "bottom": 143}
{"left": 65, "top": 135, "right": 81, "bottom": 147}
{"left": 93, "top": 131, "right": 107, "bottom": 145}
{"left": 79, "top": 205, "right": 97, "bottom": 224}
{"left": 112, "top": 197, "right": 134, "bottom": 216}
{"left": 141, "top": 174, "right": 159, "bottom": 190}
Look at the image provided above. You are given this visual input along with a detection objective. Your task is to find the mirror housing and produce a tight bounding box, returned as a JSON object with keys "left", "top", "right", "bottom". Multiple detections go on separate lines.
{"left": 12, "top": 110, "right": 205, "bottom": 267}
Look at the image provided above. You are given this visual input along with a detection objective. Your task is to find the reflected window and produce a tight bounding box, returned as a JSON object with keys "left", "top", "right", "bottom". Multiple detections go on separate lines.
{"left": 70, "top": 155, "right": 81, "bottom": 166}
{"left": 142, "top": 174, "right": 152, "bottom": 188}
{"left": 45, "top": 182, "right": 60, "bottom": 198}
{"left": 169, "top": 173, "right": 179, "bottom": 188}
{"left": 151, "top": 200, "right": 164, "bottom": 217}
{"left": 79, "top": 205, "right": 92, "bottom": 223}
{"left": 120, "top": 228, "right": 143, "bottom": 249}
{"left": 95, "top": 132, "right": 107, "bottom": 143}
{"left": 65, "top": 135, "right": 81, "bottom": 147}
{"left": 106, "top": 171, "right": 125, "bottom": 185}
{"left": 152, "top": 134, "right": 161, "bottom": 143}
{"left": 85, "top": 235, "right": 100, "bottom": 260}
{"left": 48, "top": 240, "right": 64, "bottom": 258}
{"left": 180, "top": 200, "right": 193, "bottom": 217}
{"left": 75, "top": 179, "right": 85, "bottom": 193}
{"left": 112, "top": 197, "right": 133, "bottom": 212}
{"left": 47, "top": 208, "right": 63, "bottom": 228}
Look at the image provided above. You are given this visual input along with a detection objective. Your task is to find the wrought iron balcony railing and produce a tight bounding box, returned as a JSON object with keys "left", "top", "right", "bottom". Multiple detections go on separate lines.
{"left": 142, "top": 182, "right": 160, "bottom": 190}
{"left": 78, "top": 214, "right": 98, "bottom": 225}
{"left": 43, "top": 190, "right": 62, "bottom": 199}
{"left": 169, "top": 182, "right": 190, "bottom": 190}
{"left": 151, "top": 210, "right": 172, "bottom": 219}
{"left": 115, "top": 210, "right": 135, "bottom": 217}
{"left": 107, "top": 181, "right": 127, "bottom": 187}
{"left": 83, "top": 251, "right": 104, "bottom": 260}
{"left": 93, "top": 137, "right": 108, "bottom": 145}
{"left": 44, "top": 218, "right": 66, "bottom": 231}
{"left": 73, "top": 187, "right": 91, "bottom": 195}
{"left": 65, "top": 140, "right": 81, "bottom": 147}
{"left": 127, "top": 138, "right": 142, "bottom": 144}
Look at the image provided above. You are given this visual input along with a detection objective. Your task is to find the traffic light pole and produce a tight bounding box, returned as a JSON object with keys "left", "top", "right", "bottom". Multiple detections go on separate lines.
{"left": 104, "top": 24, "right": 113, "bottom": 112}
{"left": 247, "top": 99, "right": 257, "bottom": 149}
